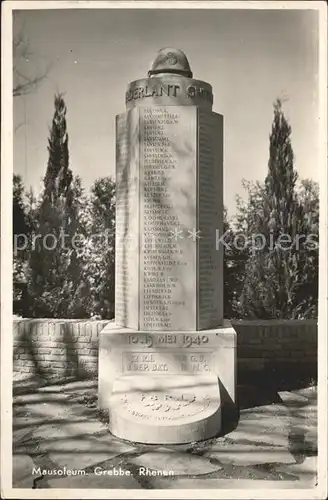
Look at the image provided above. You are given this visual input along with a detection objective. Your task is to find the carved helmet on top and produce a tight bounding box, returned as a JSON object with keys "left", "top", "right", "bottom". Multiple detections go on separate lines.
{"left": 148, "top": 48, "right": 193, "bottom": 78}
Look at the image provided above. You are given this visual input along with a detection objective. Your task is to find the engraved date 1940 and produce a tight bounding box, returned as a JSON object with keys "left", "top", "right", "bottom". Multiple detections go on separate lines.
{"left": 127, "top": 333, "right": 209, "bottom": 348}
{"left": 182, "top": 335, "right": 209, "bottom": 347}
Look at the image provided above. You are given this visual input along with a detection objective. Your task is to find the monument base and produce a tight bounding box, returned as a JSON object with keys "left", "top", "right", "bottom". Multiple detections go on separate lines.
{"left": 109, "top": 373, "right": 221, "bottom": 444}
{"left": 98, "top": 321, "right": 236, "bottom": 443}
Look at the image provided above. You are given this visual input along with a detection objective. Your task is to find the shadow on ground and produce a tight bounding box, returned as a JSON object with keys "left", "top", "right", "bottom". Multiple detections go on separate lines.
{"left": 237, "top": 363, "right": 317, "bottom": 410}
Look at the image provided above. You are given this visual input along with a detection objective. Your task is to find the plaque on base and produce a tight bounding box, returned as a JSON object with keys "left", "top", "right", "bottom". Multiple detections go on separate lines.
{"left": 108, "top": 374, "right": 221, "bottom": 444}
{"left": 98, "top": 321, "right": 236, "bottom": 415}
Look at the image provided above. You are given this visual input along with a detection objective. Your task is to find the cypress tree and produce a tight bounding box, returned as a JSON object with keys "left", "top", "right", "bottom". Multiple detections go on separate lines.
{"left": 44, "top": 95, "right": 71, "bottom": 197}
{"left": 28, "top": 93, "right": 75, "bottom": 317}
{"left": 239, "top": 99, "right": 303, "bottom": 318}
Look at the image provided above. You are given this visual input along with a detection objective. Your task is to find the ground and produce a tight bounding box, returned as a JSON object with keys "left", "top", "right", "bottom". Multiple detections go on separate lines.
{"left": 12, "top": 373, "right": 317, "bottom": 489}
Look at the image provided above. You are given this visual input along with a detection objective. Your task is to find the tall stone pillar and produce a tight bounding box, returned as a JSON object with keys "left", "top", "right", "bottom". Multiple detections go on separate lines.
{"left": 99, "top": 48, "right": 236, "bottom": 444}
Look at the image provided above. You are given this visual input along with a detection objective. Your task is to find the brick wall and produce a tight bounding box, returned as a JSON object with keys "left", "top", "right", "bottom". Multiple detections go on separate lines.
{"left": 13, "top": 319, "right": 317, "bottom": 382}
{"left": 232, "top": 319, "right": 317, "bottom": 385}
{"left": 13, "top": 319, "right": 111, "bottom": 379}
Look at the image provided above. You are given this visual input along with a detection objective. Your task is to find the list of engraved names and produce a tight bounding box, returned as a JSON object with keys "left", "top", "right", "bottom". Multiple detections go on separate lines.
{"left": 115, "top": 113, "right": 139, "bottom": 327}
{"left": 140, "top": 107, "right": 195, "bottom": 330}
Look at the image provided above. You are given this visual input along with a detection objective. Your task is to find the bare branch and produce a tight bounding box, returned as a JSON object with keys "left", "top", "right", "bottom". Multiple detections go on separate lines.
{"left": 14, "top": 122, "right": 27, "bottom": 133}
{"left": 13, "top": 65, "right": 51, "bottom": 97}
{"left": 13, "top": 31, "right": 51, "bottom": 98}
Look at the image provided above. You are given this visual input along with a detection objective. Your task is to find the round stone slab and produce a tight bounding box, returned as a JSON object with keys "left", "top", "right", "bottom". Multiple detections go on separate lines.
{"left": 108, "top": 374, "right": 221, "bottom": 444}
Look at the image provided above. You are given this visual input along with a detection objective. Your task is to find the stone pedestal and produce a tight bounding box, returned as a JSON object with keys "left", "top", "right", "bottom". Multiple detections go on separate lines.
{"left": 99, "top": 48, "right": 236, "bottom": 444}
{"left": 98, "top": 321, "right": 236, "bottom": 442}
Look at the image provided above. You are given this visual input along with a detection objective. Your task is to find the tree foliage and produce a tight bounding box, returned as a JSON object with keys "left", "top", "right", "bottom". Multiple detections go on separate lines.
{"left": 27, "top": 94, "right": 76, "bottom": 317}
{"left": 13, "top": 174, "right": 27, "bottom": 244}
{"left": 13, "top": 174, "right": 28, "bottom": 290}
{"left": 223, "top": 208, "right": 248, "bottom": 318}
{"left": 72, "top": 177, "right": 116, "bottom": 319}
{"left": 234, "top": 100, "right": 319, "bottom": 319}
{"left": 16, "top": 93, "right": 116, "bottom": 319}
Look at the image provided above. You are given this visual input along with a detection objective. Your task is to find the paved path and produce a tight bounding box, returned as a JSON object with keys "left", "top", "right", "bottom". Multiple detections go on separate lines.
{"left": 12, "top": 377, "right": 317, "bottom": 490}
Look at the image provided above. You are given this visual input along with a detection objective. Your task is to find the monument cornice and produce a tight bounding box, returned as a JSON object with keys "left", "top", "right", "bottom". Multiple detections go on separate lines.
{"left": 125, "top": 75, "right": 213, "bottom": 110}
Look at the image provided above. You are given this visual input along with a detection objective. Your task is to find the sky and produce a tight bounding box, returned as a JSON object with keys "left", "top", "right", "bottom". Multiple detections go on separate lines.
{"left": 13, "top": 7, "right": 319, "bottom": 215}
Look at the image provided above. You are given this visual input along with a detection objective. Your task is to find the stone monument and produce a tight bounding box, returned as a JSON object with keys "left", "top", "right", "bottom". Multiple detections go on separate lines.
{"left": 99, "top": 48, "right": 237, "bottom": 444}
